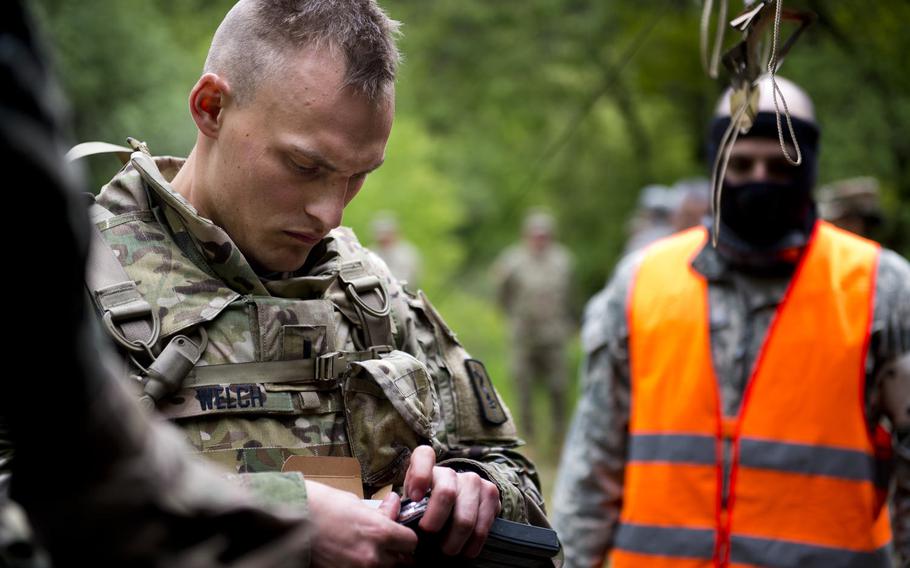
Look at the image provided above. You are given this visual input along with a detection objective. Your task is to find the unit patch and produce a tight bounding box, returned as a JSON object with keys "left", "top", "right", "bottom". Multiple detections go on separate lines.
{"left": 465, "top": 359, "right": 507, "bottom": 425}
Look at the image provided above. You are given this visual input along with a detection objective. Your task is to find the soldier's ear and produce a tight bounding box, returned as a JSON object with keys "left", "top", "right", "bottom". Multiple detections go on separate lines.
{"left": 189, "top": 73, "right": 231, "bottom": 139}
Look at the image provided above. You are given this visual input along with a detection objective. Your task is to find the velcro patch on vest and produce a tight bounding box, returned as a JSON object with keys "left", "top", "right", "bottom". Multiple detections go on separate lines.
{"left": 194, "top": 384, "right": 267, "bottom": 411}
{"left": 465, "top": 359, "right": 507, "bottom": 425}
{"left": 159, "top": 383, "right": 296, "bottom": 420}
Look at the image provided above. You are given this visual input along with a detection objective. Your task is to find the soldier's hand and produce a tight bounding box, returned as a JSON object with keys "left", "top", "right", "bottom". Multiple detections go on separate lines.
{"left": 305, "top": 480, "right": 418, "bottom": 567}
{"left": 403, "top": 445, "right": 501, "bottom": 558}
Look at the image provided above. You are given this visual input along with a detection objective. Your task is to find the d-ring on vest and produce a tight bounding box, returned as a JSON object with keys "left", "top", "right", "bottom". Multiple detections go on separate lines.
{"left": 78, "top": 138, "right": 207, "bottom": 408}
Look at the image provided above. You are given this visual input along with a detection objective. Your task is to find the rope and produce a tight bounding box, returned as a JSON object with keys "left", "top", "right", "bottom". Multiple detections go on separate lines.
{"left": 700, "top": 0, "right": 729, "bottom": 78}
{"left": 710, "top": 99, "right": 749, "bottom": 246}
{"left": 767, "top": 0, "right": 802, "bottom": 165}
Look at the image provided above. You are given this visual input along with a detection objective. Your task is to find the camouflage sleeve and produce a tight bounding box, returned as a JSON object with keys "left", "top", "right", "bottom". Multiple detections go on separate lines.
{"left": 395, "top": 287, "right": 548, "bottom": 526}
{"left": 551, "top": 252, "right": 643, "bottom": 568}
{"left": 892, "top": 354, "right": 910, "bottom": 565}
{"left": 872, "top": 250, "right": 910, "bottom": 563}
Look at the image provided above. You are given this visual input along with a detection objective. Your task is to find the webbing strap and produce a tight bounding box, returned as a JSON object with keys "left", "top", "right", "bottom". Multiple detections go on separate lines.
{"left": 183, "top": 348, "right": 390, "bottom": 388}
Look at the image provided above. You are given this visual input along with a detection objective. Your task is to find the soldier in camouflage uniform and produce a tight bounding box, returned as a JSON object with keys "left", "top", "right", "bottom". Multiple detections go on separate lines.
{"left": 553, "top": 77, "right": 909, "bottom": 567}
{"left": 493, "top": 211, "right": 574, "bottom": 448}
{"left": 372, "top": 211, "right": 422, "bottom": 287}
{"left": 623, "top": 185, "right": 678, "bottom": 254}
{"left": 818, "top": 177, "right": 885, "bottom": 240}
{"left": 83, "top": 1, "right": 549, "bottom": 566}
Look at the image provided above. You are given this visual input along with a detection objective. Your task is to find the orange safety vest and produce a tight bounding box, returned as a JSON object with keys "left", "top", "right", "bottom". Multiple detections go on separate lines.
{"left": 611, "top": 222, "right": 892, "bottom": 568}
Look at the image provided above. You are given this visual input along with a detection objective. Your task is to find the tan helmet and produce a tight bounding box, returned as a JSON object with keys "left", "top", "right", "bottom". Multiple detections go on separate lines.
{"left": 714, "top": 75, "right": 816, "bottom": 125}
{"left": 706, "top": 75, "right": 821, "bottom": 253}
{"left": 522, "top": 209, "right": 556, "bottom": 236}
{"left": 817, "top": 177, "right": 882, "bottom": 221}
{"left": 371, "top": 210, "right": 399, "bottom": 237}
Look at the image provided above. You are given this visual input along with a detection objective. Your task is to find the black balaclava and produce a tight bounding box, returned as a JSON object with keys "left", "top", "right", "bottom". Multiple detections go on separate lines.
{"left": 706, "top": 110, "right": 820, "bottom": 270}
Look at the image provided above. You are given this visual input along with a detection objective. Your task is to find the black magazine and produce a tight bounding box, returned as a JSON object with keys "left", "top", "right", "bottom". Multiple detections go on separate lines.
{"left": 398, "top": 496, "right": 561, "bottom": 568}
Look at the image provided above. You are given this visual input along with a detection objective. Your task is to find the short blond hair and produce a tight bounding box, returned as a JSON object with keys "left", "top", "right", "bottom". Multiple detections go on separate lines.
{"left": 204, "top": 0, "right": 400, "bottom": 103}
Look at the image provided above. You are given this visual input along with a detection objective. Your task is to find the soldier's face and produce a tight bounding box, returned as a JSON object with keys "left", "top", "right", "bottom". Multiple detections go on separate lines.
{"left": 206, "top": 48, "right": 394, "bottom": 273}
{"left": 526, "top": 230, "right": 551, "bottom": 253}
{"left": 725, "top": 138, "right": 798, "bottom": 186}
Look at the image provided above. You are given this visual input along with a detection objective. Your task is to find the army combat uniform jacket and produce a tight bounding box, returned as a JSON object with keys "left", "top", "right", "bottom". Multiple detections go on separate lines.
{"left": 87, "top": 148, "right": 547, "bottom": 525}
{"left": 493, "top": 243, "right": 574, "bottom": 346}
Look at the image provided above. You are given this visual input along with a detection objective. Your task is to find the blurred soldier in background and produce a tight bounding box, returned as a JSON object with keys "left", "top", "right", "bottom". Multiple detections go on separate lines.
{"left": 494, "top": 210, "right": 574, "bottom": 450}
{"left": 623, "top": 184, "right": 677, "bottom": 254}
{"left": 553, "top": 76, "right": 910, "bottom": 567}
{"left": 625, "top": 180, "right": 710, "bottom": 255}
{"left": 818, "top": 176, "right": 885, "bottom": 240}
{"left": 670, "top": 178, "right": 710, "bottom": 233}
{"left": 371, "top": 211, "right": 422, "bottom": 286}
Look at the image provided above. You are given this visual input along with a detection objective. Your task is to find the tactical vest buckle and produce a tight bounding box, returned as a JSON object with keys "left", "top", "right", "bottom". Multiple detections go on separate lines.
{"left": 341, "top": 274, "right": 391, "bottom": 318}
{"left": 316, "top": 352, "right": 346, "bottom": 381}
{"left": 316, "top": 347, "right": 392, "bottom": 381}
{"left": 335, "top": 261, "right": 395, "bottom": 350}
{"left": 138, "top": 329, "right": 207, "bottom": 407}
{"left": 97, "top": 281, "right": 161, "bottom": 354}
{"left": 369, "top": 345, "right": 391, "bottom": 359}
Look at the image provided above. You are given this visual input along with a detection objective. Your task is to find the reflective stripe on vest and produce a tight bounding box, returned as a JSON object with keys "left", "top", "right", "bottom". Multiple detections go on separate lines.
{"left": 628, "top": 433, "right": 890, "bottom": 485}
{"left": 613, "top": 523, "right": 893, "bottom": 568}
{"left": 612, "top": 222, "right": 891, "bottom": 568}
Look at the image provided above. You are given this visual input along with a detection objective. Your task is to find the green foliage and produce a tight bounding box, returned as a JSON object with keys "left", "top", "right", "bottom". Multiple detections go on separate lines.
{"left": 344, "top": 117, "right": 466, "bottom": 296}
{"left": 32, "top": 0, "right": 201, "bottom": 189}
{"left": 32, "top": 0, "right": 910, "bottom": 439}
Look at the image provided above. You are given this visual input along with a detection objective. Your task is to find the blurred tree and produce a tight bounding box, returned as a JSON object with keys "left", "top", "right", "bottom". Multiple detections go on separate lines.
{"left": 32, "top": 0, "right": 201, "bottom": 189}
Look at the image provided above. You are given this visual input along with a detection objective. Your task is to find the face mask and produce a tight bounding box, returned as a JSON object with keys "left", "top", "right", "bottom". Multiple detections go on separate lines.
{"left": 719, "top": 180, "right": 813, "bottom": 247}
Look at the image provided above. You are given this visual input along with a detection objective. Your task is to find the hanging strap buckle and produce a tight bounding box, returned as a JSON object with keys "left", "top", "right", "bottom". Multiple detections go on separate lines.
{"left": 137, "top": 329, "right": 207, "bottom": 408}
{"left": 342, "top": 274, "right": 391, "bottom": 318}
{"left": 316, "top": 346, "right": 393, "bottom": 381}
{"left": 97, "top": 281, "right": 161, "bottom": 354}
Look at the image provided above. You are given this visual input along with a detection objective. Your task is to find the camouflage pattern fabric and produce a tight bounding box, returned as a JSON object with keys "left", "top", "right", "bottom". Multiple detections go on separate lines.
{"left": 494, "top": 243, "right": 574, "bottom": 344}
{"left": 552, "top": 237, "right": 910, "bottom": 568}
{"left": 90, "top": 152, "right": 547, "bottom": 525}
{"left": 509, "top": 336, "right": 569, "bottom": 445}
{"left": 493, "top": 243, "right": 574, "bottom": 444}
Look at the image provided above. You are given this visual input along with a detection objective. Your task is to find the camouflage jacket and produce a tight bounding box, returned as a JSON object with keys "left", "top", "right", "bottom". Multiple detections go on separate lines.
{"left": 552, "top": 233, "right": 910, "bottom": 568}
{"left": 493, "top": 243, "right": 574, "bottom": 344}
{"left": 88, "top": 150, "right": 547, "bottom": 525}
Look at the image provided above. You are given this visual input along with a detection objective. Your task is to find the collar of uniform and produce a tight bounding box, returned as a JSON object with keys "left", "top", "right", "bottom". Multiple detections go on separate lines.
{"left": 690, "top": 241, "right": 731, "bottom": 283}
{"left": 260, "top": 232, "right": 344, "bottom": 299}
{"left": 127, "top": 154, "right": 272, "bottom": 296}
{"left": 690, "top": 239, "right": 792, "bottom": 313}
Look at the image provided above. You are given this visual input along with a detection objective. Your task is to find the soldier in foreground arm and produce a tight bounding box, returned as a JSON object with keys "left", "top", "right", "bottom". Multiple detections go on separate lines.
{"left": 396, "top": 284, "right": 549, "bottom": 531}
